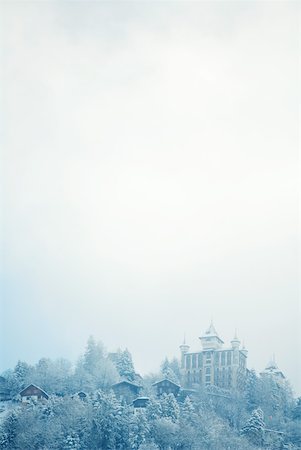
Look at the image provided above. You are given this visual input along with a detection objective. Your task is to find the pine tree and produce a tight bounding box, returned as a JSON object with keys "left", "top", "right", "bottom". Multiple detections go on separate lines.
{"left": 241, "top": 407, "right": 265, "bottom": 446}
{"left": 293, "top": 397, "right": 301, "bottom": 420}
{"left": 160, "top": 393, "right": 180, "bottom": 423}
{"left": 180, "top": 396, "right": 198, "bottom": 426}
{"left": 129, "top": 411, "right": 150, "bottom": 449}
{"left": 160, "top": 358, "right": 179, "bottom": 384}
{"left": 245, "top": 369, "right": 259, "bottom": 412}
{"left": 116, "top": 349, "right": 135, "bottom": 381}
{"left": 83, "top": 336, "right": 104, "bottom": 375}
{"left": 14, "top": 360, "right": 32, "bottom": 386}
{"left": 0, "top": 411, "right": 19, "bottom": 449}
{"left": 63, "top": 433, "right": 81, "bottom": 450}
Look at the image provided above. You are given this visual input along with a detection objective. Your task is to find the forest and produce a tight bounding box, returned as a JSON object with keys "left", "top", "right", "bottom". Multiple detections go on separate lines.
{"left": 0, "top": 337, "right": 300, "bottom": 450}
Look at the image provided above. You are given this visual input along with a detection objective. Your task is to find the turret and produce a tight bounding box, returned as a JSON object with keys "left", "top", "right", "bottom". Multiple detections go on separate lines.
{"left": 231, "top": 330, "right": 241, "bottom": 350}
{"left": 260, "top": 355, "right": 285, "bottom": 383}
{"left": 179, "top": 335, "right": 190, "bottom": 369}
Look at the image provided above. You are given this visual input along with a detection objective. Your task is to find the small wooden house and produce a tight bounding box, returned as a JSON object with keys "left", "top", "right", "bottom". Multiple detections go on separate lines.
{"left": 133, "top": 397, "right": 150, "bottom": 409}
{"left": 19, "top": 384, "right": 49, "bottom": 403}
{"left": 111, "top": 380, "right": 142, "bottom": 403}
{"left": 152, "top": 379, "right": 181, "bottom": 397}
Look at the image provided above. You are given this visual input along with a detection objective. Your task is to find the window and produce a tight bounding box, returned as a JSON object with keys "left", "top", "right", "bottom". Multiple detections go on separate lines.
{"left": 205, "top": 353, "right": 211, "bottom": 363}
{"left": 227, "top": 351, "right": 232, "bottom": 365}
{"left": 221, "top": 352, "right": 226, "bottom": 365}
{"left": 205, "top": 367, "right": 211, "bottom": 375}
{"left": 198, "top": 353, "right": 203, "bottom": 367}
{"left": 192, "top": 354, "right": 196, "bottom": 368}
{"left": 186, "top": 355, "right": 191, "bottom": 369}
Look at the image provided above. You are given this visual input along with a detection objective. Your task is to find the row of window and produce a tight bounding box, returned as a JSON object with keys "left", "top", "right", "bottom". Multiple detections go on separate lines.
{"left": 186, "top": 366, "right": 235, "bottom": 387}
{"left": 185, "top": 351, "right": 239, "bottom": 369}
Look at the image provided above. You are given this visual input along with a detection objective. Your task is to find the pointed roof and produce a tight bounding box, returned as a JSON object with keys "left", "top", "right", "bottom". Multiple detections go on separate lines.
{"left": 201, "top": 321, "right": 223, "bottom": 342}
{"left": 19, "top": 384, "right": 49, "bottom": 399}
{"left": 204, "top": 320, "right": 217, "bottom": 336}
{"left": 261, "top": 355, "right": 285, "bottom": 379}
{"left": 152, "top": 378, "right": 181, "bottom": 388}
{"left": 266, "top": 354, "right": 278, "bottom": 370}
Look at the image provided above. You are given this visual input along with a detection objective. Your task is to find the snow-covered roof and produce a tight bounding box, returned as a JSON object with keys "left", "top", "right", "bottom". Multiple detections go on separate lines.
{"left": 152, "top": 378, "right": 181, "bottom": 388}
{"left": 200, "top": 321, "right": 224, "bottom": 343}
{"left": 19, "top": 384, "right": 49, "bottom": 398}
{"left": 111, "top": 380, "right": 142, "bottom": 389}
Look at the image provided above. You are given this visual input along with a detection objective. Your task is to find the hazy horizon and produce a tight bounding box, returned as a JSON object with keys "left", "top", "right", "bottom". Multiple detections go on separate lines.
{"left": 1, "top": 1, "right": 300, "bottom": 395}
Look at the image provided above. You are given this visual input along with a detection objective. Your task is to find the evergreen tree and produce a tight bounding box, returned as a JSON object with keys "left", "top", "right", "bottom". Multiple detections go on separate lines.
{"left": 129, "top": 411, "right": 150, "bottom": 449}
{"left": 292, "top": 397, "right": 301, "bottom": 420}
{"left": 14, "top": 360, "right": 32, "bottom": 387}
{"left": 116, "top": 349, "right": 135, "bottom": 381}
{"left": 245, "top": 369, "right": 259, "bottom": 412}
{"left": 63, "top": 433, "right": 81, "bottom": 450}
{"left": 180, "top": 396, "right": 198, "bottom": 426}
{"left": 83, "top": 336, "right": 104, "bottom": 375}
{"left": 160, "top": 393, "right": 180, "bottom": 423}
{"left": 241, "top": 407, "right": 265, "bottom": 446}
{"left": 146, "top": 398, "right": 163, "bottom": 421}
{"left": 0, "top": 410, "right": 19, "bottom": 449}
{"left": 160, "top": 358, "right": 179, "bottom": 384}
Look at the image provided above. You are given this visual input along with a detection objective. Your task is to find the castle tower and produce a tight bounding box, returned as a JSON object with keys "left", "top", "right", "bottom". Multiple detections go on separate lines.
{"left": 179, "top": 335, "right": 190, "bottom": 369}
{"left": 230, "top": 330, "right": 241, "bottom": 388}
{"left": 231, "top": 330, "right": 241, "bottom": 350}
{"left": 199, "top": 321, "right": 224, "bottom": 350}
{"left": 260, "top": 355, "right": 285, "bottom": 385}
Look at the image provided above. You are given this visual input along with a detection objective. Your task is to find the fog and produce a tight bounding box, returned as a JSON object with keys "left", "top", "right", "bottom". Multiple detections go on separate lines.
{"left": 1, "top": 1, "right": 300, "bottom": 394}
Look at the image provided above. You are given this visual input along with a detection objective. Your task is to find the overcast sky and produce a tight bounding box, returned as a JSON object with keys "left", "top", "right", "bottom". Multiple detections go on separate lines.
{"left": 1, "top": 1, "right": 300, "bottom": 394}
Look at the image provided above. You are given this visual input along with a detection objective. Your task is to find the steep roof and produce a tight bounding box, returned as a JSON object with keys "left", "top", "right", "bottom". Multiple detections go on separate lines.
{"left": 152, "top": 378, "right": 181, "bottom": 388}
{"left": 111, "top": 380, "right": 142, "bottom": 389}
{"left": 19, "top": 384, "right": 49, "bottom": 398}
{"left": 200, "top": 321, "right": 224, "bottom": 343}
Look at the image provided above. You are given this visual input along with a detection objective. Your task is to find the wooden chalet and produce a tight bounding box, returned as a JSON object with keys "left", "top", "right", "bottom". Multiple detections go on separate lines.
{"left": 19, "top": 384, "right": 49, "bottom": 403}
{"left": 152, "top": 378, "right": 181, "bottom": 397}
{"left": 111, "top": 380, "right": 142, "bottom": 403}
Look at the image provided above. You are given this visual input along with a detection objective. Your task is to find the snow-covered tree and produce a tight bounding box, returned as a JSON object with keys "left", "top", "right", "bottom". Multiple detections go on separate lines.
{"left": 83, "top": 336, "right": 104, "bottom": 375}
{"left": 241, "top": 407, "right": 265, "bottom": 446}
{"left": 245, "top": 369, "right": 259, "bottom": 412}
{"left": 115, "top": 348, "right": 136, "bottom": 381}
{"left": 292, "top": 397, "right": 301, "bottom": 420}
{"left": 160, "top": 393, "right": 180, "bottom": 423}
{"left": 160, "top": 358, "right": 179, "bottom": 384}
{"left": 129, "top": 411, "right": 150, "bottom": 449}
{"left": 0, "top": 410, "right": 19, "bottom": 449}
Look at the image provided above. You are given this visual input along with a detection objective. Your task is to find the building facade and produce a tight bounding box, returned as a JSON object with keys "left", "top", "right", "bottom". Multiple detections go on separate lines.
{"left": 180, "top": 322, "right": 248, "bottom": 391}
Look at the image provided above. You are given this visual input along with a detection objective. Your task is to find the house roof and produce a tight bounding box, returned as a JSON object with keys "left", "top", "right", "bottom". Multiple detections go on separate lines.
{"left": 19, "top": 384, "right": 49, "bottom": 398}
{"left": 152, "top": 378, "right": 181, "bottom": 388}
{"left": 111, "top": 380, "right": 142, "bottom": 389}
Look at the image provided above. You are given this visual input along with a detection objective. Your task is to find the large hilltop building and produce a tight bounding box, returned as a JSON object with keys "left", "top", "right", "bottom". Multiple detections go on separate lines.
{"left": 180, "top": 322, "right": 248, "bottom": 391}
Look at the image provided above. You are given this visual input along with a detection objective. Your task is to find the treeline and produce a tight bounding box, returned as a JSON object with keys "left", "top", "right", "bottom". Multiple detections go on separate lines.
{"left": 0, "top": 337, "right": 300, "bottom": 450}
{"left": 2, "top": 337, "right": 135, "bottom": 397}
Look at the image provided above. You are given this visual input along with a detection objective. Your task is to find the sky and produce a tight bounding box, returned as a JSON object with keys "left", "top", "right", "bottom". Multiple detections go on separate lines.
{"left": 0, "top": 1, "right": 300, "bottom": 394}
